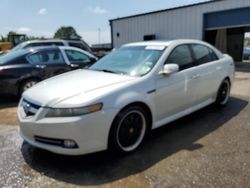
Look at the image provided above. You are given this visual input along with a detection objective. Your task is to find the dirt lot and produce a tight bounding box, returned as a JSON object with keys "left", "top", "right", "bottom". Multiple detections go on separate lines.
{"left": 0, "top": 69, "right": 250, "bottom": 187}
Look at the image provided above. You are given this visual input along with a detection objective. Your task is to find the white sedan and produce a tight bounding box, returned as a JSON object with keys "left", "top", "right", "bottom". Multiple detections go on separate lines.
{"left": 17, "top": 40, "right": 234, "bottom": 155}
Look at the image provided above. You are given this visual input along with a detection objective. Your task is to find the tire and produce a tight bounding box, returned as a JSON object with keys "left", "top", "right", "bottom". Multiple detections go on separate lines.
{"left": 109, "top": 106, "right": 149, "bottom": 154}
{"left": 215, "top": 79, "right": 231, "bottom": 107}
{"left": 19, "top": 79, "right": 39, "bottom": 95}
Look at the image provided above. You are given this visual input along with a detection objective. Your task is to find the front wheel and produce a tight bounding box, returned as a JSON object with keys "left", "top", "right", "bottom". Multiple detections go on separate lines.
{"left": 109, "top": 106, "right": 149, "bottom": 153}
{"left": 215, "top": 79, "right": 231, "bottom": 106}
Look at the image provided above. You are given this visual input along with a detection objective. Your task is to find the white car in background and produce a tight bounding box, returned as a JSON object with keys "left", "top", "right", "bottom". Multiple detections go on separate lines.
{"left": 18, "top": 39, "right": 234, "bottom": 155}
{"left": 12, "top": 39, "right": 93, "bottom": 54}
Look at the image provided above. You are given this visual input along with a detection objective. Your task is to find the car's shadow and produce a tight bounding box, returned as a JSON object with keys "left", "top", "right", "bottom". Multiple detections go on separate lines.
{"left": 0, "top": 94, "right": 19, "bottom": 109}
{"left": 21, "top": 97, "right": 248, "bottom": 186}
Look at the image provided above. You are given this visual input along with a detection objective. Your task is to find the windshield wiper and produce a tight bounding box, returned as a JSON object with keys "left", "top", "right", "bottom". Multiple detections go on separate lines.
{"left": 95, "top": 69, "right": 127, "bottom": 75}
{"left": 100, "top": 69, "right": 118, "bottom": 74}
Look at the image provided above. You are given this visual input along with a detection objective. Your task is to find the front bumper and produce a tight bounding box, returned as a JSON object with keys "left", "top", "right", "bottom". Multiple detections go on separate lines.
{"left": 18, "top": 101, "right": 118, "bottom": 155}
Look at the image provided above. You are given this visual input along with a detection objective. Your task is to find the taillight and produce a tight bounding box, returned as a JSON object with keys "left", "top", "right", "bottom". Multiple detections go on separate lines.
{"left": 0, "top": 67, "right": 4, "bottom": 73}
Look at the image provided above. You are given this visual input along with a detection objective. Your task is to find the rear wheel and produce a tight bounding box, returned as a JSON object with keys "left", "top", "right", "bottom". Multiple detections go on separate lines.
{"left": 19, "top": 79, "right": 39, "bottom": 95}
{"left": 109, "top": 106, "right": 149, "bottom": 153}
{"left": 215, "top": 79, "right": 231, "bottom": 106}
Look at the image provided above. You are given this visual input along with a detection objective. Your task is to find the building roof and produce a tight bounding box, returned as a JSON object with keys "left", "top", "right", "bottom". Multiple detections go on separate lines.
{"left": 110, "top": 0, "right": 222, "bottom": 22}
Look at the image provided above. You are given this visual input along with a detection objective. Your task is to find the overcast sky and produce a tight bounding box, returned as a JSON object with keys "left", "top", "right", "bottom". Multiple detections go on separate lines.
{"left": 0, "top": 0, "right": 210, "bottom": 45}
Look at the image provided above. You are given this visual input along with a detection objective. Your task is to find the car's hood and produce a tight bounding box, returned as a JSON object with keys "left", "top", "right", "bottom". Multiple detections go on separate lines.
{"left": 23, "top": 69, "right": 135, "bottom": 107}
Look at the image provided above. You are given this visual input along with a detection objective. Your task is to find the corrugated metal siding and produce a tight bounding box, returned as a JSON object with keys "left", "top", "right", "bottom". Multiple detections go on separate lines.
{"left": 111, "top": 0, "right": 250, "bottom": 48}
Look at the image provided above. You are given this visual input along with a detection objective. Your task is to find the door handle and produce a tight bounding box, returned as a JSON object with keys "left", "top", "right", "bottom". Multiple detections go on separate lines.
{"left": 36, "top": 65, "right": 46, "bottom": 69}
{"left": 192, "top": 74, "right": 200, "bottom": 79}
{"left": 70, "top": 64, "right": 80, "bottom": 68}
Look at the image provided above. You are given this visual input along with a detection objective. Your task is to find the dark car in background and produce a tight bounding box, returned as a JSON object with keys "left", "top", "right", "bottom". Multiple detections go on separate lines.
{"left": 0, "top": 46, "right": 97, "bottom": 95}
{"left": 243, "top": 47, "right": 250, "bottom": 60}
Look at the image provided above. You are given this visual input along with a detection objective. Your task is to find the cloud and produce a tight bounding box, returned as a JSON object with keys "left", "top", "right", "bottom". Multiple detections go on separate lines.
{"left": 17, "top": 27, "right": 32, "bottom": 34}
{"left": 88, "top": 6, "right": 108, "bottom": 14}
{"left": 38, "top": 8, "right": 47, "bottom": 15}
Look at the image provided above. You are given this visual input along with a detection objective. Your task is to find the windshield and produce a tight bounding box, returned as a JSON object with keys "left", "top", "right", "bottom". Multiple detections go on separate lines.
{"left": 90, "top": 45, "right": 165, "bottom": 76}
{"left": 0, "top": 49, "right": 27, "bottom": 65}
{"left": 11, "top": 42, "right": 26, "bottom": 51}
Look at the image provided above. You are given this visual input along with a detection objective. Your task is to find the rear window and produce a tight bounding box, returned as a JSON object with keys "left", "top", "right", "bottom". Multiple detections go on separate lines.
{"left": 27, "top": 49, "right": 65, "bottom": 64}
{"left": 0, "top": 50, "right": 27, "bottom": 65}
{"left": 11, "top": 42, "right": 26, "bottom": 51}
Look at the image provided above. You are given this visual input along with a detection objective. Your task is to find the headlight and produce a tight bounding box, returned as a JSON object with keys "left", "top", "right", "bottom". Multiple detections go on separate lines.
{"left": 45, "top": 103, "right": 103, "bottom": 117}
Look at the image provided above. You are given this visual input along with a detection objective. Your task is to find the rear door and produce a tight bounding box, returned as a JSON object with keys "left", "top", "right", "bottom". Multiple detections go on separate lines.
{"left": 190, "top": 44, "right": 221, "bottom": 105}
{"left": 27, "top": 49, "right": 71, "bottom": 79}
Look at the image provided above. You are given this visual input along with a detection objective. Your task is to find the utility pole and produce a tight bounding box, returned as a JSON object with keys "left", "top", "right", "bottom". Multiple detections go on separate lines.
{"left": 98, "top": 28, "right": 101, "bottom": 44}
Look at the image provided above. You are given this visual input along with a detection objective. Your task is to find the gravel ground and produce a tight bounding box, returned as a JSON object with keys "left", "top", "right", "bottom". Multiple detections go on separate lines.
{"left": 0, "top": 70, "right": 250, "bottom": 188}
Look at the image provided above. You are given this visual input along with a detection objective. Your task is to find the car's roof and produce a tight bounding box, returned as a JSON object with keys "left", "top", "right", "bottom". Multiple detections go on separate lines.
{"left": 24, "top": 39, "right": 66, "bottom": 44}
{"left": 123, "top": 39, "right": 211, "bottom": 47}
{"left": 24, "top": 39, "right": 87, "bottom": 44}
{"left": 27, "top": 46, "right": 81, "bottom": 52}
{"left": 27, "top": 46, "right": 60, "bottom": 52}
{"left": 123, "top": 40, "right": 172, "bottom": 47}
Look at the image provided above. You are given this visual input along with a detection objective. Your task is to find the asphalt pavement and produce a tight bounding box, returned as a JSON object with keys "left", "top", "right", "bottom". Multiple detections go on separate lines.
{"left": 0, "top": 70, "right": 250, "bottom": 188}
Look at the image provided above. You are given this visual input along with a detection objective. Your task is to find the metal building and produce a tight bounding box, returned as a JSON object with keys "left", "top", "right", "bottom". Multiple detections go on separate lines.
{"left": 110, "top": 0, "right": 250, "bottom": 61}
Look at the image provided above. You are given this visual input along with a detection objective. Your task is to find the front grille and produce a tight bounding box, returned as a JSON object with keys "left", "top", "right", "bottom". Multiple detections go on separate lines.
{"left": 34, "top": 136, "right": 64, "bottom": 147}
{"left": 22, "top": 99, "right": 40, "bottom": 116}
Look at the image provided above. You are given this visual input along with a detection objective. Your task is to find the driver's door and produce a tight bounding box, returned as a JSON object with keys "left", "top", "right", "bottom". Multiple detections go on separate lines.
{"left": 154, "top": 44, "right": 197, "bottom": 124}
{"left": 63, "top": 49, "right": 96, "bottom": 69}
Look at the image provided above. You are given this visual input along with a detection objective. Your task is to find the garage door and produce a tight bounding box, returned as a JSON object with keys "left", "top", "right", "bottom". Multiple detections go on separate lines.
{"left": 204, "top": 7, "right": 250, "bottom": 30}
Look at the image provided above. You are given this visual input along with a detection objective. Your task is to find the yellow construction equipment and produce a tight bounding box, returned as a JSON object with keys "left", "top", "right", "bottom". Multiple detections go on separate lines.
{"left": 0, "top": 33, "right": 26, "bottom": 53}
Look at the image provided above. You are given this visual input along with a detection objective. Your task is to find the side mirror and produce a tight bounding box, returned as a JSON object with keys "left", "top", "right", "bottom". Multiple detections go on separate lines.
{"left": 89, "top": 57, "right": 97, "bottom": 63}
{"left": 159, "top": 64, "right": 179, "bottom": 75}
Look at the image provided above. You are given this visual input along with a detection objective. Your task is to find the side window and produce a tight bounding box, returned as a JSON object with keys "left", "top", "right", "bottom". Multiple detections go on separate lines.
{"left": 42, "top": 42, "right": 64, "bottom": 47}
{"left": 27, "top": 53, "right": 43, "bottom": 64}
{"left": 166, "top": 45, "right": 193, "bottom": 71}
{"left": 65, "top": 50, "right": 90, "bottom": 64}
{"left": 192, "top": 44, "right": 219, "bottom": 65}
{"left": 27, "top": 50, "right": 65, "bottom": 64}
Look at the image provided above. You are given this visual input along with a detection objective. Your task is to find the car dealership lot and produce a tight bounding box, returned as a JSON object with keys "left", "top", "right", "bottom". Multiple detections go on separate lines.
{"left": 0, "top": 70, "right": 250, "bottom": 187}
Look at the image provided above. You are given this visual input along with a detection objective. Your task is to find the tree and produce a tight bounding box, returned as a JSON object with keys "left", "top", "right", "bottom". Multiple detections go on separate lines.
{"left": 54, "top": 26, "right": 81, "bottom": 39}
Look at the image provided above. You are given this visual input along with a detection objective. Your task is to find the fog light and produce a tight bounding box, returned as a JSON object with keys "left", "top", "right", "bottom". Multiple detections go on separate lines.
{"left": 63, "top": 140, "right": 77, "bottom": 148}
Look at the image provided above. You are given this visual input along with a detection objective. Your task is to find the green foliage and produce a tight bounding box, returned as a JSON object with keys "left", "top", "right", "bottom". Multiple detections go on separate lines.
{"left": 54, "top": 26, "right": 81, "bottom": 39}
{"left": 0, "top": 36, "right": 7, "bottom": 42}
